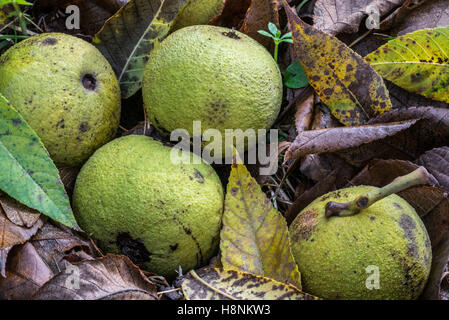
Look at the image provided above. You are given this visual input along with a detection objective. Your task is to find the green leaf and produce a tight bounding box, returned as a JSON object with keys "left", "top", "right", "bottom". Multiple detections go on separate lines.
{"left": 14, "top": 0, "right": 32, "bottom": 5}
{"left": 366, "top": 26, "right": 449, "bottom": 104}
{"left": 283, "top": 0, "right": 392, "bottom": 126}
{"left": 93, "top": 0, "right": 189, "bottom": 99}
{"left": 284, "top": 60, "right": 309, "bottom": 89}
{"left": 182, "top": 268, "right": 319, "bottom": 300}
{"left": 281, "top": 38, "right": 293, "bottom": 44}
{"left": 220, "top": 155, "right": 302, "bottom": 290}
{"left": 268, "top": 22, "right": 278, "bottom": 36}
{"left": 0, "top": 95, "right": 79, "bottom": 229}
{"left": 281, "top": 31, "right": 292, "bottom": 39}
{"left": 257, "top": 30, "right": 273, "bottom": 38}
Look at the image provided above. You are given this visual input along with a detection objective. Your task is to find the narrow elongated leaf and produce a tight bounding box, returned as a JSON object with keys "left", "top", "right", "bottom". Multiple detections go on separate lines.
{"left": 283, "top": 0, "right": 392, "bottom": 126}
{"left": 366, "top": 26, "right": 449, "bottom": 103}
{"left": 220, "top": 155, "right": 302, "bottom": 289}
{"left": 182, "top": 268, "right": 318, "bottom": 300}
{"left": 0, "top": 95, "right": 78, "bottom": 229}
{"left": 93, "top": 0, "right": 189, "bottom": 98}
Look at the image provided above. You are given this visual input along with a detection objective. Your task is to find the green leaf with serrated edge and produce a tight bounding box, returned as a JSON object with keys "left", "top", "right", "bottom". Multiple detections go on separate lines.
{"left": 93, "top": 0, "right": 189, "bottom": 99}
{"left": 366, "top": 26, "right": 449, "bottom": 104}
{"left": 182, "top": 268, "right": 319, "bottom": 300}
{"left": 282, "top": 0, "right": 392, "bottom": 126}
{"left": 220, "top": 154, "right": 302, "bottom": 289}
{"left": 0, "top": 95, "right": 79, "bottom": 229}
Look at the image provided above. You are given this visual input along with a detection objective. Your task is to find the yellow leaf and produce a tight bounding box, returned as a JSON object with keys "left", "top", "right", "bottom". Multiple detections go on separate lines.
{"left": 182, "top": 268, "right": 319, "bottom": 300}
{"left": 366, "top": 26, "right": 449, "bottom": 103}
{"left": 220, "top": 158, "right": 302, "bottom": 289}
{"left": 282, "top": 0, "right": 392, "bottom": 126}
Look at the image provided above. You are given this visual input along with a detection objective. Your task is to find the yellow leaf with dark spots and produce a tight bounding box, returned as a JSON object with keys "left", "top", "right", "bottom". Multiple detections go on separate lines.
{"left": 182, "top": 268, "right": 318, "bottom": 300}
{"left": 220, "top": 156, "right": 301, "bottom": 289}
{"left": 282, "top": 1, "right": 392, "bottom": 126}
{"left": 366, "top": 26, "right": 449, "bottom": 103}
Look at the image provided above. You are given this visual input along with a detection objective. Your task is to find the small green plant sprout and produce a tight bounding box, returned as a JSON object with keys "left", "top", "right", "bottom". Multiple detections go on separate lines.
{"left": 0, "top": 0, "right": 32, "bottom": 36}
{"left": 258, "top": 22, "right": 293, "bottom": 63}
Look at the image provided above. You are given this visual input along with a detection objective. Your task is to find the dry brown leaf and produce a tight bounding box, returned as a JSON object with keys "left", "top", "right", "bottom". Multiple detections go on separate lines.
{"left": 295, "top": 93, "right": 314, "bottom": 133}
{"left": 32, "top": 254, "right": 158, "bottom": 300}
{"left": 338, "top": 107, "right": 449, "bottom": 167}
{"left": 240, "top": 0, "right": 280, "bottom": 50}
{"left": 313, "top": 0, "right": 405, "bottom": 36}
{"left": 285, "top": 120, "right": 417, "bottom": 161}
{"left": 208, "top": 0, "right": 251, "bottom": 29}
{"left": 0, "top": 195, "right": 44, "bottom": 277}
{"left": 391, "top": 0, "right": 449, "bottom": 35}
{"left": 0, "top": 222, "right": 94, "bottom": 299}
{"left": 58, "top": 167, "right": 80, "bottom": 196}
{"left": 416, "top": 147, "right": 449, "bottom": 193}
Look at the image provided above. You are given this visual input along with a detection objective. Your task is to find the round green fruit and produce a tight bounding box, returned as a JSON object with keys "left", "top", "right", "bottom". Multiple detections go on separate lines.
{"left": 0, "top": 33, "right": 121, "bottom": 167}
{"left": 73, "top": 135, "right": 224, "bottom": 278}
{"left": 290, "top": 185, "right": 432, "bottom": 300}
{"left": 142, "top": 25, "right": 282, "bottom": 156}
{"left": 172, "top": 0, "right": 224, "bottom": 31}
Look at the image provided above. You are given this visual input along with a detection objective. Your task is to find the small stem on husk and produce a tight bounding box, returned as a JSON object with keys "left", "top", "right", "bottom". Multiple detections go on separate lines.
{"left": 325, "top": 167, "right": 434, "bottom": 218}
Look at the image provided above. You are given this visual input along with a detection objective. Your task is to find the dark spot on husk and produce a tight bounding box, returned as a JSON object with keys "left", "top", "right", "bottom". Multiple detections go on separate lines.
{"left": 116, "top": 232, "right": 151, "bottom": 264}
{"left": 293, "top": 209, "right": 318, "bottom": 241}
{"left": 399, "top": 214, "right": 418, "bottom": 257}
{"left": 356, "top": 197, "right": 369, "bottom": 208}
{"left": 81, "top": 74, "right": 97, "bottom": 91}
{"left": 170, "top": 243, "right": 178, "bottom": 251}
{"left": 41, "top": 37, "right": 57, "bottom": 45}
{"left": 193, "top": 169, "right": 205, "bottom": 184}
{"left": 393, "top": 202, "right": 402, "bottom": 209}
{"left": 79, "top": 122, "right": 89, "bottom": 133}
{"left": 222, "top": 30, "right": 240, "bottom": 40}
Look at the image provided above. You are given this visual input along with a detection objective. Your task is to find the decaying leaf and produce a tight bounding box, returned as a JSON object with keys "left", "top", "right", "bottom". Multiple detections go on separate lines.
{"left": 0, "top": 95, "right": 78, "bottom": 229}
{"left": 366, "top": 26, "right": 449, "bottom": 103}
{"left": 93, "top": 0, "right": 189, "bottom": 98}
{"left": 220, "top": 155, "right": 301, "bottom": 289}
{"left": 208, "top": 0, "right": 251, "bottom": 28}
{"left": 182, "top": 268, "right": 317, "bottom": 300}
{"left": 283, "top": 1, "right": 392, "bottom": 126}
{"left": 337, "top": 107, "right": 449, "bottom": 167}
{"left": 285, "top": 120, "right": 417, "bottom": 161}
{"left": 392, "top": 0, "right": 449, "bottom": 35}
{"left": 240, "top": 0, "right": 280, "bottom": 50}
{"left": 416, "top": 147, "right": 449, "bottom": 192}
{"left": 0, "top": 222, "right": 93, "bottom": 299}
{"left": 294, "top": 93, "right": 314, "bottom": 133}
{"left": 313, "top": 0, "right": 405, "bottom": 36}
{"left": 422, "top": 233, "right": 449, "bottom": 300}
{"left": 33, "top": 254, "right": 158, "bottom": 300}
{"left": 0, "top": 194, "right": 44, "bottom": 277}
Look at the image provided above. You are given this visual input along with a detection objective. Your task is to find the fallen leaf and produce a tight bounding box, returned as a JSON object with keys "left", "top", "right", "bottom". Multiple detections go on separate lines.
{"left": 0, "top": 243, "right": 54, "bottom": 299}
{"left": 0, "top": 95, "right": 79, "bottom": 229}
{"left": 339, "top": 107, "right": 449, "bottom": 167}
{"left": 220, "top": 155, "right": 302, "bottom": 289}
{"left": 392, "top": 0, "right": 449, "bottom": 35}
{"left": 416, "top": 147, "right": 449, "bottom": 192}
{"left": 93, "top": 0, "right": 189, "bottom": 98}
{"left": 283, "top": 1, "right": 393, "bottom": 126}
{"left": 182, "top": 268, "right": 317, "bottom": 300}
{"left": 313, "top": 0, "right": 405, "bottom": 36}
{"left": 285, "top": 120, "right": 417, "bottom": 161}
{"left": 239, "top": 0, "right": 280, "bottom": 49}
{"left": 0, "top": 222, "right": 94, "bottom": 299}
{"left": 0, "top": 194, "right": 44, "bottom": 277}
{"left": 32, "top": 254, "right": 158, "bottom": 300}
{"left": 58, "top": 167, "right": 80, "bottom": 196}
{"left": 208, "top": 0, "right": 251, "bottom": 28}
{"left": 366, "top": 26, "right": 449, "bottom": 103}
{"left": 294, "top": 93, "right": 314, "bottom": 133}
